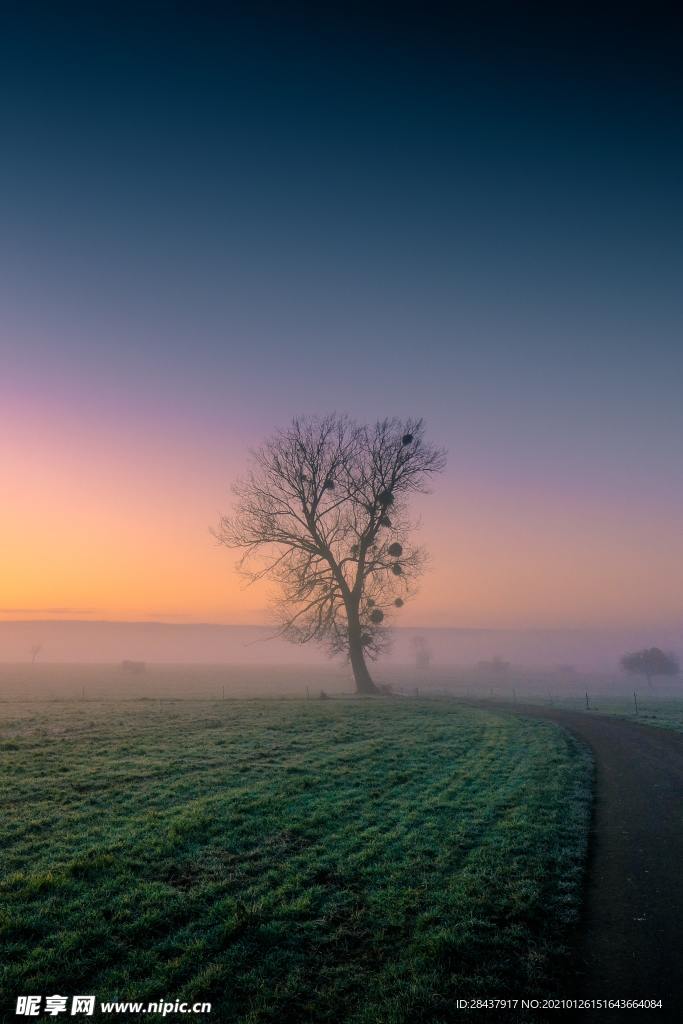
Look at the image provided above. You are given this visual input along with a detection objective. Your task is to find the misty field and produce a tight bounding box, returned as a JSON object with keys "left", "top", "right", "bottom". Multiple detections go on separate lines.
{"left": 0, "top": 697, "right": 591, "bottom": 1022}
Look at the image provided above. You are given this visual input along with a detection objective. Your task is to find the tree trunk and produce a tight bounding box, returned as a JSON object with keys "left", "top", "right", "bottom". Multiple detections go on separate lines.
{"left": 349, "top": 640, "right": 379, "bottom": 693}
{"left": 347, "top": 611, "right": 379, "bottom": 694}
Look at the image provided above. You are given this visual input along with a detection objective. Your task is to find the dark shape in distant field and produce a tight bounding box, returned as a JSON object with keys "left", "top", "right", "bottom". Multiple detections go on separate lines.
{"left": 412, "top": 635, "right": 432, "bottom": 670}
{"left": 477, "top": 656, "right": 511, "bottom": 675}
{"left": 214, "top": 414, "right": 445, "bottom": 694}
{"left": 120, "top": 659, "right": 146, "bottom": 674}
{"left": 620, "top": 647, "right": 680, "bottom": 688}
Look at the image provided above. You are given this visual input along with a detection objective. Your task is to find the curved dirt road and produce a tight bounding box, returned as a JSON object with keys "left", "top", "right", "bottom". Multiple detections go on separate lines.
{"left": 501, "top": 705, "right": 683, "bottom": 1022}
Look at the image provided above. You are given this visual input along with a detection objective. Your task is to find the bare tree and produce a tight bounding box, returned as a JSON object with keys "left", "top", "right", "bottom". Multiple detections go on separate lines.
{"left": 620, "top": 647, "right": 680, "bottom": 689}
{"left": 29, "top": 644, "right": 42, "bottom": 664}
{"left": 214, "top": 415, "right": 445, "bottom": 694}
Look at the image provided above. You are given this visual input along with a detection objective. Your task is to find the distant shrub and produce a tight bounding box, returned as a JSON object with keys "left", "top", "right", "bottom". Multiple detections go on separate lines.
{"left": 620, "top": 647, "right": 679, "bottom": 687}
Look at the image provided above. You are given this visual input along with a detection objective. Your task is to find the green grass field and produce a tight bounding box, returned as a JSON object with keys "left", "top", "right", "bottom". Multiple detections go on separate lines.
{"left": 0, "top": 698, "right": 592, "bottom": 1022}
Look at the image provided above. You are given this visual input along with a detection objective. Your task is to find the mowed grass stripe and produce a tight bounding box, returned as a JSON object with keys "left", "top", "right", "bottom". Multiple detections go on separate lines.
{"left": 0, "top": 700, "right": 591, "bottom": 1023}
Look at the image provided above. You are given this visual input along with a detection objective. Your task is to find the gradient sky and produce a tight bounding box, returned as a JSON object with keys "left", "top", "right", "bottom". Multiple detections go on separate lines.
{"left": 2, "top": 5, "right": 682, "bottom": 629}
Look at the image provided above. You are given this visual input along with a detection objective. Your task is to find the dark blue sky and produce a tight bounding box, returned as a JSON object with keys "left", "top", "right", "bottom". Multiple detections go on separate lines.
{"left": 2, "top": 4, "right": 683, "bottom": 627}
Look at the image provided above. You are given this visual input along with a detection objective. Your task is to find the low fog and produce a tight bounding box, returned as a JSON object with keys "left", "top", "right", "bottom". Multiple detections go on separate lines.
{"left": 1, "top": 620, "right": 681, "bottom": 674}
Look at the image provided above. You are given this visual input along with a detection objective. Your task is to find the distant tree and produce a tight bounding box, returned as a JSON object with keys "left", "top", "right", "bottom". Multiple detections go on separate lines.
{"left": 412, "top": 635, "right": 432, "bottom": 670}
{"left": 620, "top": 647, "right": 680, "bottom": 689}
{"left": 29, "top": 644, "right": 42, "bottom": 664}
{"left": 214, "top": 415, "right": 446, "bottom": 694}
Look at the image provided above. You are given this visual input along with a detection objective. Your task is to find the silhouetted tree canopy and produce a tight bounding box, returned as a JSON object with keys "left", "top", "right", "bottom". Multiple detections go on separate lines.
{"left": 214, "top": 415, "right": 445, "bottom": 693}
{"left": 620, "top": 647, "right": 680, "bottom": 687}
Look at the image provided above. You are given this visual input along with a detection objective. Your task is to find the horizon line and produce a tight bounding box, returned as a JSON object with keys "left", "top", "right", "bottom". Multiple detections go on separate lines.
{"left": 0, "top": 619, "right": 680, "bottom": 635}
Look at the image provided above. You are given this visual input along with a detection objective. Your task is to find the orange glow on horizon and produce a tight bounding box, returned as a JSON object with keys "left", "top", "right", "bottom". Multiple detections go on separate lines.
{"left": 3, "top": 401, "right": 683, "bottom": 632}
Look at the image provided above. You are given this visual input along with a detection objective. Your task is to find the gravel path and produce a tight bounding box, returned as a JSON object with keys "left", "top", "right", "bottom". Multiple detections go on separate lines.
{"left": 501, "top": 704, "right": 683, "bottom": 1022}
